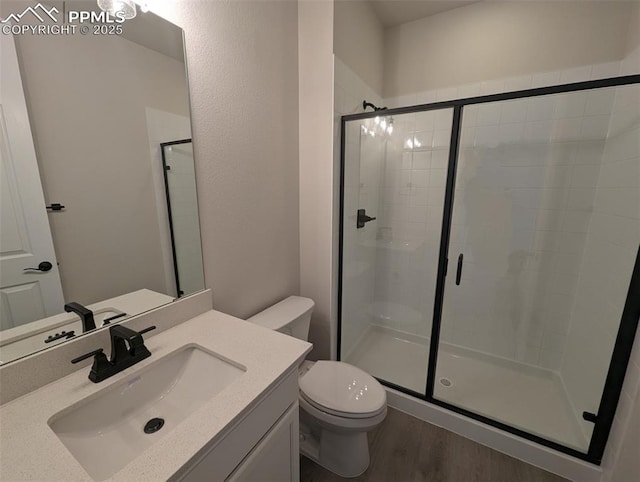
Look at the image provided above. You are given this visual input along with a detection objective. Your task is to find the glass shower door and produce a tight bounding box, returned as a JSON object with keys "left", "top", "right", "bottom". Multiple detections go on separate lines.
{"left": 161, "top": 140, "right": 205, "bottom": 298}
{"left": 340, "top": 108, "right": 454, "bottom": 395}
{"left": 433, "top": 84, "right": 640, "bottom": 454}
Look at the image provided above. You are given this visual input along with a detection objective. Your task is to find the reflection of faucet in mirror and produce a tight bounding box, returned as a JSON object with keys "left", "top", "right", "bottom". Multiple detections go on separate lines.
{"left": 64, "top": 303, "right": 96, "bottom": 333}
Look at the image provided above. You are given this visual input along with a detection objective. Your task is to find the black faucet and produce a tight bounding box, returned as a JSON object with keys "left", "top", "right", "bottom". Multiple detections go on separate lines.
{"left": 71, "top": 324, "right": 156, "bottom": 383}
{"left": 64, "top": 302, "right": 96, "bottom": 332}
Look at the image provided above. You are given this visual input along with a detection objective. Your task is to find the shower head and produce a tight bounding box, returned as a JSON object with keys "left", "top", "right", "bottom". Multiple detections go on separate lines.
{"left": 363, "top": 100, "right": 388, "bottom": 112}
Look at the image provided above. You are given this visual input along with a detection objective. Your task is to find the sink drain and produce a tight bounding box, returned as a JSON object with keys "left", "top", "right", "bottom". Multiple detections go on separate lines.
{"left": 439, "top": 378, "right": 452, "bottom": 387}
{"left": 144, "top": 417, "right": 165, "bottom": 434}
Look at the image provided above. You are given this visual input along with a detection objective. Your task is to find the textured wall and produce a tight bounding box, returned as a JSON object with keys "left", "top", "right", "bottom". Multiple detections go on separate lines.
{"left": 333, "top": 0, "right": 384, "bottom": 96}
{"left": 298, "top": 0, "right": 335, "bottom": 359}
{"left": 153, "top": 0, "right": 301, "bottom": 319}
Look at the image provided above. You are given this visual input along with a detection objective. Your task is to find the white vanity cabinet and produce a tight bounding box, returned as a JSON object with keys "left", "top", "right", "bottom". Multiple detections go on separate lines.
{"left": 228, "top": 403, "right": 298, "bottom": 482}
{"left": 0, "top": 304, "right": 312, "bottom": 482}
{"left": 175, "top": 368, "right": 300, "bottom": 482}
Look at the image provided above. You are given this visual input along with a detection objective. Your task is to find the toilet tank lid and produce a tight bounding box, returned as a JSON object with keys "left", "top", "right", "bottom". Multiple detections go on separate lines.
{"left": 247, "top": 296, "right": 314, "bottom": 331}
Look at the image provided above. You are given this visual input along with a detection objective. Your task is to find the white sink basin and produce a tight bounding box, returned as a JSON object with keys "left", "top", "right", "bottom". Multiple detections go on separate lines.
{"left": 48, "top": 344, "right": 246, "bottom": 480}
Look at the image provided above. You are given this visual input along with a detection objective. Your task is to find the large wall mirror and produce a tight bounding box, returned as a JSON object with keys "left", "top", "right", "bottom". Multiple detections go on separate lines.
{"left": 0, "top": 1, "right": 204, "bottom": 364}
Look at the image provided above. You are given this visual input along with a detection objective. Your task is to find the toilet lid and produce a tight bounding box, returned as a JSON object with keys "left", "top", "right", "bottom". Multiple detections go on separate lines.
{"left": 299, "top": 361, "right": 386, "bottom": 417}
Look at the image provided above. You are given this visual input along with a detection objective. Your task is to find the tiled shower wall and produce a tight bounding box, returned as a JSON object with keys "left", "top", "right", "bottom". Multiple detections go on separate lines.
{"left": 593, "top": 46, "right": 640, "bottom": 482}
{"left": 371, "top": 110, "right": 451, "bottom": 338}
{"left": 442, "top": 88, "right": 614, "bottom": 369}
{"left": 376, "top": 62, "right": 628, "bottom": 370}
{"left": 562, "top": 84, "right": 640, "bottom": 444}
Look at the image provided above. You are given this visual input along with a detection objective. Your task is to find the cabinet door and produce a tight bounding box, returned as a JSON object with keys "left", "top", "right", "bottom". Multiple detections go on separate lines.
{"left": 228, "top": 402, "right": 299, "bottom": 482}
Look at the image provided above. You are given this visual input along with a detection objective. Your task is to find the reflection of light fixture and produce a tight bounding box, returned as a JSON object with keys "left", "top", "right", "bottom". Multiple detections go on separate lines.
{"left": 97, "top": 0, "right": 137, "bottom": 19}
{"left": 361, "top": 116, "right": 393, "bottom": 139}
{"left": 405, "top": 136, "right": 422, "bottom": 150}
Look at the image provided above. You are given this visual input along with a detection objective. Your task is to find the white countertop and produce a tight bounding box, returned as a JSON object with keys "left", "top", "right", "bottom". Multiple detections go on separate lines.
{"left": 0, "top": 309, "right": 312, "bottom": 481}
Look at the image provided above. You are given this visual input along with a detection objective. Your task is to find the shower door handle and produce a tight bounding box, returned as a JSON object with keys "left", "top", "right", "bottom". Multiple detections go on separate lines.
{"left": 456, "top": 254, "right": 464, "bottom": 285}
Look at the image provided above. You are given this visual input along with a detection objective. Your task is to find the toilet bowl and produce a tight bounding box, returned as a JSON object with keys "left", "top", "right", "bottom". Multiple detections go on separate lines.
{"left": 247, "top": 297, "right": 387, "bottom": 478}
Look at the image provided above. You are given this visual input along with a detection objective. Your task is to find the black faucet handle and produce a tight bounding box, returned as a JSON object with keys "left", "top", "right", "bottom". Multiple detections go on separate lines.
{"left": 71, "top": 348, "right": 104, "bottom": 364}
{"left": 109, "top": 324, "right": 156, "bottom": 361}
{"left": 71, "top": 349, "right": 113, "bottom": 383}
{"left": 64, "top": 302, "right": 96, "bottom": 332}
{"left": 139, "top": 325, "right": 156, "bottom": 336}
{"left": 127, "top": 326, "right": 156, "bottom": 357}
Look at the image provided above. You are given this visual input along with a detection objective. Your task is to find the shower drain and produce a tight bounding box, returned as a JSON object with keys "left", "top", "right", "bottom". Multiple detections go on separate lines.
{"left": 439, "top": 377, "right": 452, "bottom": 387}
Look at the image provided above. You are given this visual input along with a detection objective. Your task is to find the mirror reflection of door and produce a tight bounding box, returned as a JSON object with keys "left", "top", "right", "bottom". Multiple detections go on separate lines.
{"left": 161, "top": 140, "right": 205, "bottom": 297}
{"left": 0, "top": 34, "right": 65, "bottom": 330}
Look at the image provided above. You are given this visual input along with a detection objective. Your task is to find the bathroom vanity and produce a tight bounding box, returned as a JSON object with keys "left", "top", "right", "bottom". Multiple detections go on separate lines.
{"left": 0, "top": 2, "right": 311, "bottom": 479}
{"left": 0, "top": 294, "right": 312, "bottom": 481}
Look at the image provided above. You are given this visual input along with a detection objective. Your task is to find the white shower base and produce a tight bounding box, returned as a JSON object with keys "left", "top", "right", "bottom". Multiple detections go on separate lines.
{"left": 344, "top": 326, "right": 588, "bottom": 452}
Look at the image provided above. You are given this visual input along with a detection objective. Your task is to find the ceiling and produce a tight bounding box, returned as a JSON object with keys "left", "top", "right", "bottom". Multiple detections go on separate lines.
{"left": 368, "top": 0, "right": 479, "bottom": 28}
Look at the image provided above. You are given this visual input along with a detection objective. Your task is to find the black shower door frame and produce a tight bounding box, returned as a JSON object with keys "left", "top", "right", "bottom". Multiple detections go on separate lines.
{"left": 338, "top": 74, "right": 640, "bottom": 464}
{"left": 160, "top": 138, "right": 193, "bottom": 298}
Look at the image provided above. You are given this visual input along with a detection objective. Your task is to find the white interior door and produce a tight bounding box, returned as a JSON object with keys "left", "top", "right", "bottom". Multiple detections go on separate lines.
{"left": 0, "top": 33, "right": 64, "bottom": 330}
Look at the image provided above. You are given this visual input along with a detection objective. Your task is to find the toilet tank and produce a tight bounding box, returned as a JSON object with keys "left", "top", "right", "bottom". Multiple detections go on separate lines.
{"left": 247, "top": 296, "right": 314, "bottom": 341}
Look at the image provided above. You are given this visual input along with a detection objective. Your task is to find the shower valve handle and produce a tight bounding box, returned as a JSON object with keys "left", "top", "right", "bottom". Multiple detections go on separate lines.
{"left": 357, "top": 209, "right": 376, "bottom": 229}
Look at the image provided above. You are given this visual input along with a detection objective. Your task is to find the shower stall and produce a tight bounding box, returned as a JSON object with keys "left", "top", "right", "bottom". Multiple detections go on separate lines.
{"left": 338, "top": 75, "right": 640, "bottom": 463}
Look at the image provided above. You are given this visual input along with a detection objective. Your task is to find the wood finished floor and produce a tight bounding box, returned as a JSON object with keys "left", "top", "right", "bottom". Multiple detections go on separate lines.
{"left": 300, "top": 408, "right": 569, "bottom": 482}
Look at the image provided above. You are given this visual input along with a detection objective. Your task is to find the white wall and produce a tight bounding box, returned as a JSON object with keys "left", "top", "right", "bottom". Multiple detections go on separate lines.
{"left": 152, "top": 0, "right": 301, "bottom": 320}
{"left": 333, "top": 0, "right": 384, "bottom": 96}
{"left": 16, "top": 31, "right": 188, "bottom": 304}
{"left": 611, "top": 385, "right": 640, "bottom": 482}
{"left": 383, "top": 1, "right": 634, "bottom": 98}
{"left": 298, "top": 0, "right": 335, "bottom": 359}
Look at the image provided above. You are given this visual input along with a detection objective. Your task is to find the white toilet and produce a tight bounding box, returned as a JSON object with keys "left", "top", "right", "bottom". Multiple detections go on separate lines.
{"left": 248, "top": 296, "right": 387, "bottom": 478}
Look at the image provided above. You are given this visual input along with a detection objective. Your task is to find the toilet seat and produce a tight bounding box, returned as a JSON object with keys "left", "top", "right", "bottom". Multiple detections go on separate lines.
{"left": 299, "top": 393, "right": 387, "bottom": 434}
{"left": 299, "top": 361, "right": 386, "bottom": 419}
